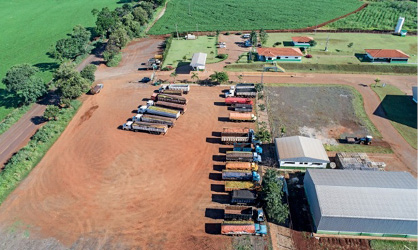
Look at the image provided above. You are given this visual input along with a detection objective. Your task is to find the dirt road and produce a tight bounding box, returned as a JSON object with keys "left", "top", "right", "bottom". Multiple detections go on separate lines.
{"left": 0, "top": 76, "right": 236, "bottom": 249}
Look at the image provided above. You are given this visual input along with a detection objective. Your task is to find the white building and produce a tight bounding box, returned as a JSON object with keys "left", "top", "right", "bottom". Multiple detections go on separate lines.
{"left": 185, "top": 34, "right": 196, "bottom": 40}
{"left": 190, "top": 52, "right": 207, "bottom": 71}
{"left": 274, "top": 136, "right": 329, "bottom": 169}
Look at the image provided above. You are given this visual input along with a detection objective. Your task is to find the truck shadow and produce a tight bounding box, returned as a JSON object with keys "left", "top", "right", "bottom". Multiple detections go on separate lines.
{"left": 211, "top": 131, "right": 221, "bottom": 137}
{"left": 131, "top": 109, "right": 138, "bottom": 114}
{"left": 219, "top": 147, "right": 232, "bottom": 154}
{"left": 206, "top": 137, "right": 221, "bottom": 144}
{"left": 211, "top": 184, "right": 225, "bottom": 192}
{"left": 205, "top": 208, "right": 224, "bottom": 219}
{"left": 205, "top": 223, "right": 221, "bottom": 235}
{"left": 212, "top": 194, "right": 230, "bottom": 204}
{"left": 214, "top": 102, "right": 226, "bottom": 106}
{"left": 218, "top": 117, "right": 229, "bottom": 122}
{"left": 213, "top": 165, "right": 225, "bottom": 172}
{"left": 209, "top": 173, "right": 222, "bottom": 181}
{"left": 212, "top": 155, "right": 226, "bottom": 162}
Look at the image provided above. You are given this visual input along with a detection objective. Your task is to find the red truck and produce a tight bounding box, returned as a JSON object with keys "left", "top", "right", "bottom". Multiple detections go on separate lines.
{"left": 225, "top": 97, "right": 253, "bottom": 106}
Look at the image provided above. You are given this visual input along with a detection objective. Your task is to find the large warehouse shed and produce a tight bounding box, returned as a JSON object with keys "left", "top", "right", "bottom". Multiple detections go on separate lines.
{"left": 274, "top": 136, "right": 329, "bottom": 169}
{"left": 190, "top": 52, "right": 207, "bottom": 71}
{"left": 304, "top": 169, "right": 418, "bottom": 238}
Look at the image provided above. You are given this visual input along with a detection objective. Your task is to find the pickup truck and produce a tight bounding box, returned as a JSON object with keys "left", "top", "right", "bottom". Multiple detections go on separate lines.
{"left": 90, "top": 84, "right": 103, "bottom": 94}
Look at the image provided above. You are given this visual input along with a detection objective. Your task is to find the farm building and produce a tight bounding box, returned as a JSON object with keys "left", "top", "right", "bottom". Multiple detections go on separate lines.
{"left": 274, "top": 136, "right": 329, "bottom": 169}
{"left": 291, "top": 36, "right": 314, "bottom": 47}
{"left": 335, "top": 152, "right": 386, "bottom": 171}
{"left": 412, "top": 86, "right": 417, "bottom": 103}
{"left": 364, "top": 49, "right": 409, "bottom": 63}
{"left": 190, "top": 52, "right": 207, "bottom": 71}
{"left": 257, "top": 48, "right": 303, "bottom": 62}
{"left": 304, "top": 169, "right": 418, "bottom": 238}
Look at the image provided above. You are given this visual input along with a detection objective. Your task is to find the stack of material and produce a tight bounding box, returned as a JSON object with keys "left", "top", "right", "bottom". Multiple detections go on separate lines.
{"left": 335, "top": 152, "right": 386, "bottom": 171}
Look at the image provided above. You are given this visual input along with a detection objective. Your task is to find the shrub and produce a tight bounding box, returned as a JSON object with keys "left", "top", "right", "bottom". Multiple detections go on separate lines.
{"left": 217, "top": 54, "right": 228, "bottom": 59}
{"left": 106, "top": 52, "right": 122, "bottom": 67}
{"left": 224, "top": 32, "right": 230, "bottom": 35}
{"left": 80, "top": 64, "right": 97, "bottom": 83}
{"left": 261, "top": 169, "right": 289, "bottom": 224}
{"left": 273, "top": 42, "right": 282, "bottom": 47}
{"left": 161, "top": 66, "right": 173, "bottom": 71}
{"left": 258, "top": 104, "right": 265, "bottom": 111}
{"left": 305, "top": 54, "right": 312, "bottom": 58}
{"left": 43, "top": 105, "right": 60, "bottom": 121}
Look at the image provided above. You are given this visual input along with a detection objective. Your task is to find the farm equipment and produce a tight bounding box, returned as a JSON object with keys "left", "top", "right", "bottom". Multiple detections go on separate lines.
{"left": 229, "top": 112, "right": 257, "bottom": 122}
{"left": 345, "top": 135, "right": 373, "bottom": 145}
{"left": 226, "top": 151, "right": 261, "bottom": 163}
{"left": 132, "top": 114, "right": 175, "bottom": 128}
{"left": 222, "top": 170, "right": 260, "bottom": 181}
{"left": 221, "top": 221, "right": 267, "bottom": 236}
{"left": 90, "top": 84, "right": 103, "bottom": 94}
{"left": 122, "top": 121, "right": 168, "bottom": 135}
{"left": 230, "top": 190, "right": 257, "bottom": 205}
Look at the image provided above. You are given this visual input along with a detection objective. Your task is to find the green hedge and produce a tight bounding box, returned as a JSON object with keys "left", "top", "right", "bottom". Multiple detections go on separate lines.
{"left": 0, "top": 104, "right": 32, "bottom": 136}
{"left": 0, "top": 100, "right": 81, "bottom": 205}
{"left": 162, "top": 35, "right": 173, "bottom": 66}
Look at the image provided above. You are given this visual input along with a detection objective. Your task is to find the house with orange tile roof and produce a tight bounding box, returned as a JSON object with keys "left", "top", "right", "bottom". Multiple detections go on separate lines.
{"left": 364, "top": 49, "right": 409, "bottom": 63}
{"left": 257, "top": 47, "right": 303, "bottom": 62}
{"left": 292, "top": 36, "right": 314, "bottom": 47}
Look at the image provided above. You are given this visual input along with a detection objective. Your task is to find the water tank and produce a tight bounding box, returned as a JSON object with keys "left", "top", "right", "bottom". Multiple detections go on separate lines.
{"left": 394, "top": 17, "right": 405, "bottom": 34}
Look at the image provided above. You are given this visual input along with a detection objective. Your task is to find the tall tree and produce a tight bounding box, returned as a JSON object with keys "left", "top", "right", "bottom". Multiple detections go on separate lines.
{"left": 132, "top": 7, "right": 149, "bottom": 25}
{"left": 52, "top": 25, "right": 91, "bottom": 60}
{"left": 80, "top": 65, "right": 97, "bottom": 83}
{"left": 259, "top": 28, "right": 268, "bottom": 46}
{"left": 261, "top": 169, "right": 289, "bottom": 224}
{"left": 54, "top": 62, "right": 90, "bottom": 100}
{"left": 209, "top": 71, "right": 229, "bottom": 85}
{"left": 250, "top": 30, "right": 257, "bottom": 47}
{"left": 95, "top": 7, "right": 121, "bottom": 37}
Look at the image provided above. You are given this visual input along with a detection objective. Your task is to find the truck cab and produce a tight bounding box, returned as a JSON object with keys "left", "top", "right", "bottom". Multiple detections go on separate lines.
{"left": 225, "top": 86, "right": 235, "bottom": 98}
{"left": 254, "top": 223, "right": 267, "bottom": 236}
{"left": 250, "top": 114, "right": 257, "bottom": 122}
{"left": 146, "top": 100, "right": 154, "bottom": 107}
{"left": 138, "top": 105, "right": 148, "bottom": 114}
{"left": 158, "top": 85, "right": 169, "bottom": 93}
{"left": 252, "top": 171, "right": 260, "bottom": 182}
{"left": 132, "top": 114, "right": 143, "bottom": 122}
{"left": 255, "top": 208, "right": 265, "bottom": 222}
{"left": 123, "top": 121, "right": 133, "bottom": 130}
{"left": 253, "top": 153, "right": 262, "bottom": 163}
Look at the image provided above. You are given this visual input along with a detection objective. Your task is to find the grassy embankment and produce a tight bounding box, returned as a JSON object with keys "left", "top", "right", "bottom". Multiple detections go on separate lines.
{"left": 372, "top": 84, "right": 417, "bottom": 149}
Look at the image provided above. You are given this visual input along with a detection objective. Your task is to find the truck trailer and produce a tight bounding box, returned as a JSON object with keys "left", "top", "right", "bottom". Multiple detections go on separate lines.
{"left": 159, "top": 89, "right": 183, "bottom": 96}
{"left": 221, "top": 128, "right": 255, "bottom": 145}
{"left": 234, "top": 104, "right": 253, "bottom": 112}
{"left": 225, "top": 151, "right": 261, "bottom": 162}
{"left": 233, "top": 143, "right": 262, "bottom": 154}
{"left": 225, "top": 97, "right": 253, "bottom": 106}
{"left": 224, "top": 181, "right": 261, "bottom": 191}
{"left": 225, "top": 86, "right": 257, "bottom": 98}
{"left": 138, "top": 105, "right": 180, "bottom": 119}
{"left": 224, "top": 206, "right": 253, "bottom": 221}
{"left": 156, "top": 94, "right": 188, "bottom": 105}
{"left": 226, "top": 162, "right": 258, "bottom": 171}
{"left": 231, "top": 190, "right": 257, "bottom": 205}
{"left": 222, "top": 170, "right": 260, "bottom": 181}
{"left": 122, "top": 121, "right": 168, "bottom": 135}
{"left": 167, "top": 84, "right": 190, "bottom": 94}
{"left": 229, "top": 112, "right": 257, "bottom": 122}
{"left": 221, "top": 221, "right": 267, "bottom": 236}
{"left": 132, "top": 114, "right": 175, "bottom": 127}
{"left": 152, "top": 100, "right": 187, "bottom": 114}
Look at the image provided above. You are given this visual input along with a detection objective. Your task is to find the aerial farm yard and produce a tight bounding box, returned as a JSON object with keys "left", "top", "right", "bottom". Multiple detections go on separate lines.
{"left": 148, "top": 0, "right": 363, "bottom": 34}
{"left": 0, "top": 79, "right": 235, "bottom": 249}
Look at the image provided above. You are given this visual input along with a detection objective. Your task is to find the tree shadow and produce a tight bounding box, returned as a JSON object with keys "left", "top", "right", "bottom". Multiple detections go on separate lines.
{"left": 0, "top": 89, "right": 22, "bottom": 109}
{"left": 373, "top": 94, "right": 417, "bottom": 129}
{"left": 30, "top": 116, "right": 46, "bottom": 125}
{"left": 33, "top": 62, "right": 60, "bottom": 73}
{"left": 205, "top": 208, "right": 224, "bottom": 219}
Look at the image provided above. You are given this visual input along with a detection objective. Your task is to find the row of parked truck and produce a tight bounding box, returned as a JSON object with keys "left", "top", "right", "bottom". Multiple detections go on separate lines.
{"left": 122, "top": 84, "right": 190, "bottom": 135}
{"left": 216, "top": 86, "right": 267, "bottom": 236}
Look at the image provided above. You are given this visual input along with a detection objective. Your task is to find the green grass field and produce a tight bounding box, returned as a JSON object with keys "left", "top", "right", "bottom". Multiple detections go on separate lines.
{"left": 265, "top": 33, "right": 418, "bottom": 64}
{"left": 326, "top": 1, "right": 417, "bottom": 31}
{"left": 148, "top": 0, "right": 363, "bottom": 35}
{"left": 0, "top": 0, "right": 120, "bottom": 121}
{"left": 370, "top": 240, "right": 417, "bottom": 250}
{"left": 372, "top": 84, "right": 417, "bottom": 149}
{"left": 162, "top": 36, "right": 223, "bottom": 67}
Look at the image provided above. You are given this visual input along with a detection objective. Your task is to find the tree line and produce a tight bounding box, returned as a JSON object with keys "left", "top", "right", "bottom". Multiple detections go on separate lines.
{"left": 2, "top": 0, "right": 165, "bottom": 117}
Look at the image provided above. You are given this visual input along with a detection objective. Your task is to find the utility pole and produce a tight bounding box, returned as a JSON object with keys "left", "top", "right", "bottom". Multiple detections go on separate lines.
{"left": 175, "top": 24, "right": 179, "bottom": 40}
{"left": 324, "top": 34, "right": 330, "bottom": 51}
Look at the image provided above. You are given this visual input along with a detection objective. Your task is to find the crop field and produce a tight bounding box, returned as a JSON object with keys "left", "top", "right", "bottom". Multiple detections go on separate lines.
{"left": 162, "top": 36, "right": 222, "bottom": 67}
{"left": 148, "top": 0, "right": 363, "bottom": 35}
{"left": 265, "top": 85, "right": 379, "bottom": 145}
{"left": 326, "top": 1, "right": 417, "bottom": 31}
{"left": 0, "top": 0, "right": 120, "bottom": 120}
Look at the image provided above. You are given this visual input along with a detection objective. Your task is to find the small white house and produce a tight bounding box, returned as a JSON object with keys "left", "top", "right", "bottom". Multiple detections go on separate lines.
{"left": 274, "top": 136, "right": 330, "bottom": 169}
{"left": 185, "top": 34, "right": 196, "bottom": 40}
{"left": 190, "top": 52, "right": 207, "bottom": 71}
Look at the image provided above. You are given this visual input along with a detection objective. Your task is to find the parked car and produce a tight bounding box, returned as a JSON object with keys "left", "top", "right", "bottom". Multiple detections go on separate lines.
{"left": 141, "top": 77, "right": 151, "bottom": 83}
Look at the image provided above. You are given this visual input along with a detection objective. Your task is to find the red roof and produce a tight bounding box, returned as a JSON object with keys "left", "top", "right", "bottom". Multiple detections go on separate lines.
{"left": 365, "top": 49, "right": 409, "bottom": 58}
{"left": 257, "top": 48, "right": 303, "bottom": 57}
{"left": 292, "top": 36, "right": 314, "bottom": 43}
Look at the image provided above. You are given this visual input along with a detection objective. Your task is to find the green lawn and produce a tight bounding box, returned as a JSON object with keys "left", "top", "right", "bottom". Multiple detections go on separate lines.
{"left": 324, "top": 144, "right": 392, "bottom": 154}
{"left": 162, "top": 36, "right": 222, "bottom": 67}
{"left": 265, "top": 33, "right": 418, "bottom": 64}
{"left": 372, "top": 84, "right": 417, "bottom": 149}
{"left": 148, "top": 0, "right": 363, "bottom": 35}
{"left": 0, "top": 0, "right": 120, "bottom": 120}
{"left": 370, "top": 240, "right": 417, "bottom": 250}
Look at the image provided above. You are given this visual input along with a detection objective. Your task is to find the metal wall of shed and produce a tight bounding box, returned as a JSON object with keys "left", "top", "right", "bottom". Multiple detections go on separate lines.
{"left": 317, "top": 216, "right": 418, "bottom": 236}
{"left": 303, "top": 172, "right": 322, "bottom": 231}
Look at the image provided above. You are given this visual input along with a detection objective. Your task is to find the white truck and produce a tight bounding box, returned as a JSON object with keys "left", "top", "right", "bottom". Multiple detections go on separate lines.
{"left": 122, "top": 121, "right": 168, "bottom": 135}
{"left": 160, "top": 84, "right": 190, "bottom": 94}
{"left": 138, "top": 105, "right": 180, "bottom": 119}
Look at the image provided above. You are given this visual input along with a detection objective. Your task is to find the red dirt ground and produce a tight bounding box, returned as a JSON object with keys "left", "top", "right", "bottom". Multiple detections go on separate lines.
{"left": 0, "top": 76, "right": 241, "bottom": 249}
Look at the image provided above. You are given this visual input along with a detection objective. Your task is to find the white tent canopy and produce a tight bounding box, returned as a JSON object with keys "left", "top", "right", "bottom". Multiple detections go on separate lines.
{"left": 190, "top": 52, "right": 207, "bottom": 71}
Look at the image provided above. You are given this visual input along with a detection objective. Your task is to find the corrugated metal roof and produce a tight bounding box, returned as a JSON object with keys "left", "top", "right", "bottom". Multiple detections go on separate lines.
{"left": 306, "top": 169, "right": 418, "bottom": 221}
{"left": 275, "top": 136, "right": 329, "bottom": 163}
{"left": 190, "top": 52, "right": 207, "bottom": 66}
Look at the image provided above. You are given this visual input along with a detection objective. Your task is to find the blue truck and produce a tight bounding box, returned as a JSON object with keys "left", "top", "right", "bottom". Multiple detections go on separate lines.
{"left": 233, "top": 142, "right": 262, "bottom": 154}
